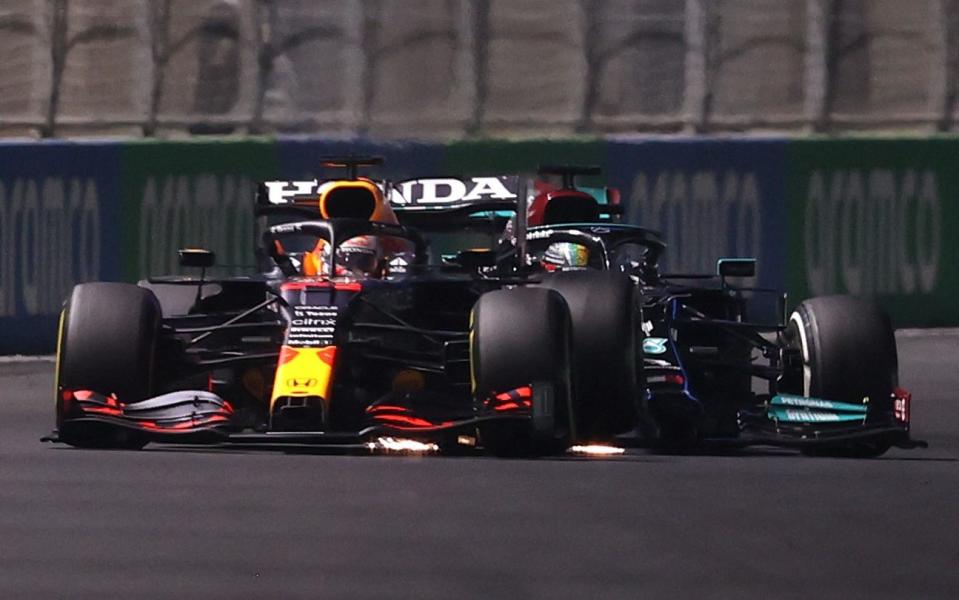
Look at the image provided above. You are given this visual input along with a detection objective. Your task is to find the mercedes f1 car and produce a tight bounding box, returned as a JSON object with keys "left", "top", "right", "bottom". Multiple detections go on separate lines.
{"left": 495, "top": 165, "right": 925, "bottom": 457}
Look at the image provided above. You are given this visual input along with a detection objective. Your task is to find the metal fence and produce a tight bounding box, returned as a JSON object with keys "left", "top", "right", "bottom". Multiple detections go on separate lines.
{"left": 0, "top": 0, "right": 955, "bottom": 138}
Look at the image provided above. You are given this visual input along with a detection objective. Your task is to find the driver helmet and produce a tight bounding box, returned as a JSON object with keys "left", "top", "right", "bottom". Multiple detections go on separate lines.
{"left": 333, "top": 235, "right": 384, "bottom": 278}
{"left": 301, "top": 235, "right": 387, "bottom": 278}
{"left": 542, "top": 242, "right": 589, "bottom": 271}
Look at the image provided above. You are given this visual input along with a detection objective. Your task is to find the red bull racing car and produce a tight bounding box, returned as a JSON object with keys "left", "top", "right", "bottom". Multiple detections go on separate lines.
{"left": 48, "top": 158, "right": 643, "bottom": 456}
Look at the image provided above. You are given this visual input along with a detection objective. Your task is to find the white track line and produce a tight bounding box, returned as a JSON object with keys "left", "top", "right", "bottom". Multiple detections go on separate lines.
{"left": 896, "top": 328, "right": 959, "bottom": 338}
{"left": 0, "top": 355, "right": 56, "bottom": 363}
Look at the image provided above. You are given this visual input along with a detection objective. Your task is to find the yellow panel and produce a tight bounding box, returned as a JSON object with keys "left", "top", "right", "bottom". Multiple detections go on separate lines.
{"left": 270, "top": 345, "right": 337, "bottom": 411}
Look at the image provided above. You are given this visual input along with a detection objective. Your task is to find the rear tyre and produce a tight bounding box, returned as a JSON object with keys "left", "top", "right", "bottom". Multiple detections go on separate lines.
{"left": 56, "top": 283, "right": 161, "bottom": 449}
{"left": 471, "top": 287, "right": 573, "bottom": 457}
{"left": 539, "top": 271, "right": 644, "bottom": 438}
{"left": 785, "top": 295, "right": 898, "bottom": 458}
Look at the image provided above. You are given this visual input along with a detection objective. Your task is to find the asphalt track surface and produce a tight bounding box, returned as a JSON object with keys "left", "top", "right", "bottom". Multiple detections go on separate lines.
{"left": 1, "top": 331, "right": 957, "bottom": 599}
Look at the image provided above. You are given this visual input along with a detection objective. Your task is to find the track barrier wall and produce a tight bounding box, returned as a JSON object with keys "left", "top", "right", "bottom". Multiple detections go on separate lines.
{"left": 0, "top": 136, "right": 954, "bottom": 353}
{"left": 786, "top": 139, "right": 956, "bottom": 327}
{"left": 605, "top": 138, "right": 788, "bottom": 293}
{"left": 0, "top": 141, "right": 122, "bottom": 353}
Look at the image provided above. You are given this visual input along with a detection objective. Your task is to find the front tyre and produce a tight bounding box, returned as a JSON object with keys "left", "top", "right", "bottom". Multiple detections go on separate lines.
{"left": 56, "top": 283, "right": 161, "bottom": 448}
{"left": 785, "top": 295, "right": 898, "bottom": 458}
{"left": 470, "top": 287, "right": 573, "bottom": 456}
{"left": 539, "top": 270, "right": 644, "bottom": 437}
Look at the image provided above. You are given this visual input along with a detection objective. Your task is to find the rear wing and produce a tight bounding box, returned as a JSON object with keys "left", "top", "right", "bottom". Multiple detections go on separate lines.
{"left": 256, "top": 175, "right": 530, "bottom": 265}
{"left": 390, "top": 176, "right": 522, "bottom": 213}
{"left": 256, "top": 175, "right": 524, "bottom": 216}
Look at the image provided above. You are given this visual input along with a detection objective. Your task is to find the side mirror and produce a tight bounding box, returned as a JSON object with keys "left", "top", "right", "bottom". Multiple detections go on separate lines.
{"left": 717, "top": 258, "right": 756, "bottom": 278}
{"left": 178, "top": 248, "right": 216, "bottom": 269}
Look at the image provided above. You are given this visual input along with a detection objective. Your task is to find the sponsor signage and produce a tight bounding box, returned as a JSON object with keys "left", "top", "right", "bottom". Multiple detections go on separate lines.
{"left": 261, "top": 175, "right": 519, "bottom": 208}
{"left": 642, "top": 338, "right": 668, "bottom": 355}
{"left": 0, "top": 142, "right": 121, "bottom": 353}
{"left": 4, "top": 135, "right": 959, "bottom": 356}
{"left": 287, "top": 305, "right": 339, "bottom": 347}
{"left": 120, "top": 140, "right": 279, "bottom": 280}
{"left": 786, "top": 139, "right": 959, "bottom": 326}
{"left": 605, "top": 138, "right": 789, "bottom": 298}
{"left": 391, "top": 176, "right": 518, "bottom": 206}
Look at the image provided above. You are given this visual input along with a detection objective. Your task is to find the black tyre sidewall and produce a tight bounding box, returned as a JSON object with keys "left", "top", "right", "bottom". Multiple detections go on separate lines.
{"left": 539, "top": 270, "right": 641, "bottom": 435}
{"left": 787, "top": 295, "right": 898, "bottom": 458}
{"left": 471, "top": 287, "right": 570, "bottom": 401}
{"left": 788, "top": 295, "right": 897, "bottom": 404}
{"left": 471, "top": 287, "right": 573, "bottom": 454}
{"left": 58, "top": 282, "right": 161, "bottom": 408}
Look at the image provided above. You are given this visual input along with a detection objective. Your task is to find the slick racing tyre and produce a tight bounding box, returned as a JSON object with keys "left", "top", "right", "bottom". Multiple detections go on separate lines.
{"left": 785, "top": 295, "right": 898, "bottom": 458}
{"left": 540, "top": 270, "right": 644, "bottom": 437}
{"left": 471, "top": 287, "right": 573, "bottom": 456}
{"left": 56, "top": 283, "right": 161, "bottom": 448}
